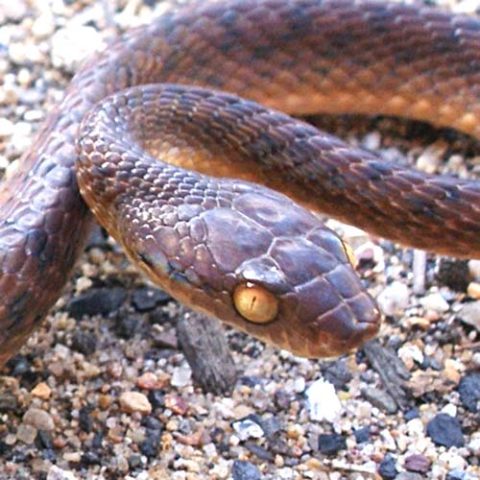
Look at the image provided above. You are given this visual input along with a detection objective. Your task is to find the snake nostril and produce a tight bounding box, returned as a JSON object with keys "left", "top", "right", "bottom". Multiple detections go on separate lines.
{"left": 233, "top": 282, "right": 279, "bottom": 324}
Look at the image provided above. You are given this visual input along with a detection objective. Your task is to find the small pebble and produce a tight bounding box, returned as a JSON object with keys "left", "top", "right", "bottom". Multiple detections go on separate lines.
{"left": 426, "top": 413, "right": 464, "bottom": 448}
{"left": 377, "top": 281, "right": 410, "bottom": 316}
{"left": 119, "top": 391, "right": 152, "bottom": 415}
{"left": 353, "top": 426, "right": 371, "bottom": 444}
{"left": 171, "top": 365, "right": 192, "bottom": 388}
{"left": 47, "top": 466, "right": 78, "bottom": 480}
{"left": 51, "top": 25, "right": 105, "bottom": 71}
{"left": 404, "top": 454, "right": 432, "bottom": 474}
{"left": 420, "top": 293, "right": 450, "bottom": 313}
{"left": 468, "top": 259, "right": 480, "bottom": 280}
{"left": 23, "top": 408, "right": 55, "bottom": 431}
{"left": 231, "top": 460, "right": 261, "bottom": 480}
{"left": 131, "top": 287, "right": 170, "bottom": 311}
{"left": 31, "top": 382, "right": 52, "bottom": 400}
{"left": 378, "top": 454, "right": 398, "bottom": 480}
{"left": 467, "top": 282, "right": 480, "bottom": 299}
{"left": 361, "top": 387, "right": 398, "bottom": 414}
{"left": 71, "top": 330, "right": 97, "bottom": 355}
{"left": 16, "top": 424, "right": 38, "bottom": 444}
{"left": 457, "top": 301, "right": 480, "bottom": 331}
{"left": 437, "top": 259, "right": 470, "bottom": 292}
{"left": 305, "top": 379, "right": 342, "bottom": 422}
{"left": 232, "top": 418, "right": 264, "bottom": 441}
{"left": 458, "top": 372, "right": 480, "bottom": 412}
{"left": 68, "top": 287, "right": 127, "bottom": 318}
{"left": 317, "top": 433, "right": 347, "bottom": 455}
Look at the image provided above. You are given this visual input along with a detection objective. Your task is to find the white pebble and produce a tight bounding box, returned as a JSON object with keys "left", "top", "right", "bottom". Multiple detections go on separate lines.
{"left": 32, "top": 13, "right": 55, "bottom": 39}
{"left": 377, "top": 281, "right": 410, "bottom": 316}
{"left": 47, "top": 466, "right": 78, "bottom": 480}
{"left": 171, "top": 365, "right": 192, "bottom": 388}
{"left": 0, "top": 118, "right": 13, "bottom": 137}
{"left": 419, "top": 293, "right": 449, "bottom": 313}
{"left": 440, "top": 403, "right": 457, "bottom": 417}
{"left": 232, "top": 418, "right": 264, "bottom": 441}
{"left": 305, "top": 379, "right": 342, "bottom": 423}
{"left": 468, "top": 259, "right": 480, "bottom": 280}
{"left": 398, "top": 344, "right": 424, "bottom": 365}
{"left": 457, "top": 301, "right": 480, "bottom": 331}
{"left": 293, "top": 377, "right": 306, "bottom": 393}
{"left": 51, "top": 25, "right": 105, "bottom": 71}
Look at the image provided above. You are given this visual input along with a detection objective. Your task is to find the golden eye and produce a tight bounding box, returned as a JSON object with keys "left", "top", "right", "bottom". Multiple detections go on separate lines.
{"left": 342, "top": 240, "right": 357, "bottom": 268}
{"left": 233, "top": 283, "right": 279, "bottom": 324}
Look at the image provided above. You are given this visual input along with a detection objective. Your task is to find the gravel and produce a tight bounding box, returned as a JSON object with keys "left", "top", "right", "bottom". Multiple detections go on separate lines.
{"left": 0, "top": 0, "right": 479, "bottom": 479}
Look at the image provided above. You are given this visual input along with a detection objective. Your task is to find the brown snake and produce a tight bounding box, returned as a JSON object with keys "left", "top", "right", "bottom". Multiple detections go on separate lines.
{"left": 1, "top": 0, "right": 480, "bottom": 366}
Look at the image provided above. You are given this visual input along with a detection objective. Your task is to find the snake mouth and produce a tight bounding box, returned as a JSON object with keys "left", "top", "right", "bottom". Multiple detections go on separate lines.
{"left": 292, "top": 292, "right": 382, "bottom": 358}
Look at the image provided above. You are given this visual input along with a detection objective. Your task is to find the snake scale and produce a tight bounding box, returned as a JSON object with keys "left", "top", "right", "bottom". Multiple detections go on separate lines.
{"left": 1, "top": 0, "right": 479, "bottom": 365}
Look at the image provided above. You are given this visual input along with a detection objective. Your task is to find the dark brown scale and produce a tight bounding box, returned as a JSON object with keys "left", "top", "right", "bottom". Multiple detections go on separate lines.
{"left": 1, "top": 0, "right": 480, "bottom": 363}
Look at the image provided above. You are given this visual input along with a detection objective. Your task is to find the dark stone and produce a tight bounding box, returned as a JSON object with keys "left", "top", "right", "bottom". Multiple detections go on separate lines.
{"left": 378, "top": 454, "right": 398, "bottom": 480}
{"left": 426, "top": 413, "right": 464, "bottom": 448}
{"left": 231, "top": 460, "right": 261, "bottom": 480}
{"left": 447, "top": 469, "right": 468, "bottom": 480}
{"left": 239, "top": 376, "right": 264, "bottom": 387}
{"left": 128, "top": 454, "right": 142, "bottom": 469}
{"left": 91, "top": 432, "right": 103, "bottom": 449}
{"left": 458, "top": 372, "right": 480, "bottom": 412}
{"left": 35, "top": 430, "right": 53, "bottom": 451}
{"left": 81, "top": 451, "right": 101, "bottom": 466}
{"left": 78, "top": 406, "right": 93, "bottom": 433}
{"left": 404, "top": 454, "right": 431, "bottom": 473}
{"left": 147, "top": 390, "right": 165, "bottom": 409}
{"left": 0, "top": 441, "right": 8, "bottom": 455}
{"left": 0, "top": 392, "right": 19, "bottom": 413}
{"left": 353, "top": 426, "right": 370, "bottom": 444}
{"left": 86, "top": 225, "right": 109, "bottom": 249}
{"left": 362, "top": 387, "right": 398, "bottom": 414}
{"left": 131, "top": 287, "right": 170, "bottom": 312}
{"left": 317, "top": 433, "right": 347, "bottom": 455}
{"left": 151, "top": 330, "right": 178, "bottom": 349}
{"left": 6, "top": 355, "right": 31, "bottom": 377}
{"left": 273, "top": 389, "right": 292, "bottom": 410}
{"left": 68, "top": 287, "right": 127, "bottom": 318}
{"left": 436, "top": 259, "right": 470, "bottom": 292}
{"left": 140, "top": 429, "right": 162, "bottom": 458}
{"left": 320, "top": 359, "right": 353, "bottom": 388}
{"left": 115, "top": 315, "right": 140, "bottom": 339}
{"left": 71, "top": 330, "right": 97, "bottom": 355}
{"left": 246, "top": 414, "right": 281, "bottom": 438}
{"left": 244, "top": 441, "right": 274, "bottom": 462}
{"left": 268, "top": 435, "right": 291, "bottom": 456}
{"left": 403, "top": 408, "right": 420, "bottom": 421}
{"left": 141, "top": 416, "right": 163, "bottom": 431}
{"left": 149, "top": 309, "right": 171, "bottom": 325}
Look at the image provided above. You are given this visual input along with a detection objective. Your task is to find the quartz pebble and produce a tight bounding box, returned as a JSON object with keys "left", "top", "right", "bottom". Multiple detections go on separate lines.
{"left": 119, "top": 391, "right": 152, "bottom": 415}
{"left": 22, "top": 408, "right": 55, "bottom": 431}
{"left": 419, "top": 293, "right": 450, "bottom": 313}
{"left": 457, "top": 301, "right": 480, "bottom": 331}
{"left": 305, "top": 379, "right": 342, "bottom": 422}
{"left": 51, "top": 26, "right": 105, "bottom": 71}
{"left": 377, "top": 281, "right": 410, "bottom": 316}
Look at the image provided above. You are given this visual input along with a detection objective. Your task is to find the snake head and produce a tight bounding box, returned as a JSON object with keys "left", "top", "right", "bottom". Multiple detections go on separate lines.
{"left": 130, "top": 179, "right": 381, "bottom": 358}
{"left": 224, "top": 186, "right": 381, "bottom": 357}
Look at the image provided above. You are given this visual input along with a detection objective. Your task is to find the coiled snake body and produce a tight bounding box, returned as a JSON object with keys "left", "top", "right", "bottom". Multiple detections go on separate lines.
{"left": 1, "top": 0, "right": 479, "bottom": 365}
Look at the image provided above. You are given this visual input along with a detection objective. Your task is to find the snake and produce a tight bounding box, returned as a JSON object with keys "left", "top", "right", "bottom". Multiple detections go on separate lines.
{"left": 1, "top": 0, "right": 480, "bottom": 367}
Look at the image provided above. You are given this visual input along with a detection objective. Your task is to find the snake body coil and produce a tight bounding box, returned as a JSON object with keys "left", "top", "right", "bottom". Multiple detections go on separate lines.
{"left": 1, "top": 0, "right": 480, "bottom": 364}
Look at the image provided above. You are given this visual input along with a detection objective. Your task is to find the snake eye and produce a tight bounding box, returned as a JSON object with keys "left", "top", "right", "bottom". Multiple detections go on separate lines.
{"left": 233, "top": 283, "right": 279, "bottom": 324}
